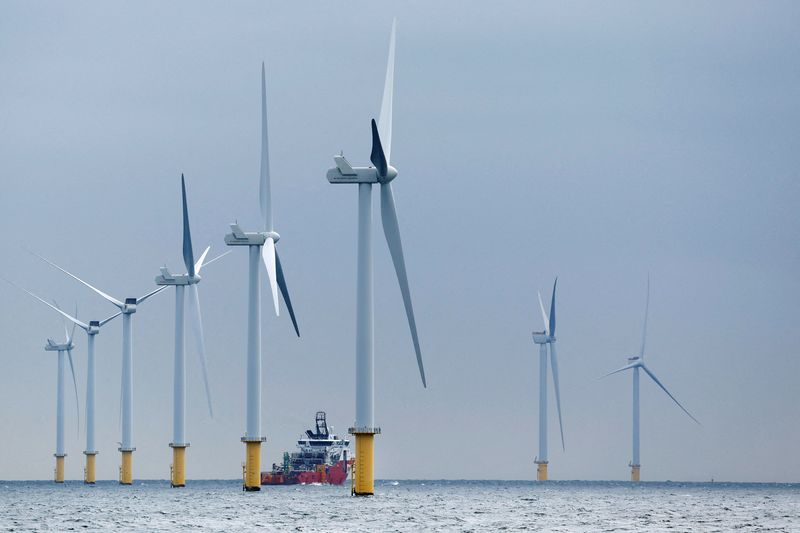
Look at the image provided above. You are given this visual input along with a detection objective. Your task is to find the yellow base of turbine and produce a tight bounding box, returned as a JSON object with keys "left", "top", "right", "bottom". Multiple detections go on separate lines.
{"left": 170, "top": 444, "right": 188, "bottom": 487}
{"left": 353, "top": 434, "right": 375, "bottom": 496}
{"left": 243, "top": 440, "right": 262, "bottom": 491}
{"left": 536, "top": 461, "right": 548, "bottom": 481}
{"left": 84, "top": 452, "right": 97, "bottom": 484}
{"left": 54, "top": 455, "right": 65, "bottom": 483}
{"left": 631, "top": 464, "right": 640, "bottom": 482}
{"left": 119, "top": 450, "right": 134, "bottom": 485}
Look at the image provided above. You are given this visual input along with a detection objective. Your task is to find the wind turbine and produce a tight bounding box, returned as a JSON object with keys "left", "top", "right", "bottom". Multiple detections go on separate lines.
{"left": 531, "top": 278, "right": 564, "bottom": 481}
{"left": 155, "top": 174, "right": 225, "bottom": 487}
{"left": 43, "top": 304, "right": 80, "bottom": 483}
{"left": 325, "top": 19, "right": 427, "bottom": 496}
{"left": 224, "top": 62, "right": 300, "bottom": 491}
{"left": 5, "top": 280, "right": 120, "bottom": 484}
{"left": 33, "top": 253, "right": 168, "bottom": 485}
{"left": 602, "top": 278, "right": 700, "bottom": 481}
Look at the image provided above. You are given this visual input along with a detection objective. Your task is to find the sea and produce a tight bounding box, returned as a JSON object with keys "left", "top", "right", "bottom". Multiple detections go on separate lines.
{"left": 1, "top": 480, "right": 798, "bottom": 532}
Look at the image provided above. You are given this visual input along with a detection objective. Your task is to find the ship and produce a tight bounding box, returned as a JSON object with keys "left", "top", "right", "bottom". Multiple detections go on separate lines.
{"left": 261, "top": 411, "right": 351, "bottom": 486}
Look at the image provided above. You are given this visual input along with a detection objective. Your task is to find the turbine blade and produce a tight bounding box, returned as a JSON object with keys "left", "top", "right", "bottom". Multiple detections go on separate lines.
{"left": 275, "top": 249, "right": 300, "bottom": 337}
{"left": 599, "top": 362, "right": 638, "bottom": 379}
{"left": 259, "top": 61, "right": 272, "bottom": 233}
{"left": 70, "top": 304, "right": 78, "bottom": 344}
{"left": 99, "top": 311, "right": 122, "bottom": 327}
{"left": 67, "top": 349, "right": 80, "bottom": 435}
{"left": 194, "top": 246, "right": 211, "bottom": 274}
{"left": 136, "top": 285, "right": 168, "bottom": 305}
{"left": 1, "top": 278, "right": 89, "bottom": 331}
{"left": 549, "top": 343, "right": 565, "bottom": 451}
{"left": 30, "top": 252, "right": 123, "bottom": 309}
{"left": 198, "top": 250, "right": 230, "bottom": 273}
{"left": 52, "top": 300, "right": 70, "bottom": 342}
{"left": 181, "top": 174, "right": 196, "bottom": 278}
{"left": 537, "top": 291, "right": 549, "bottom": 335}
{"left": 380, "top": 182, "right": 426, "bottom": 387}
{"left": 378, "top": 18, "right": 396, "bottom": 164}
{"left": 641, "top": 364, "right": 700, "bottom": 425}
{"left": 549, "top": 278, "right": 557, "bottom": 337}
{"left": 640, "top": 275, "right": 650, "bottom": 358}
{"left": 370, "top": 119, "right": 388, "bottom": 179}
{"left": 261, "top": 237, "right": 280, "bottom": 316}
{"left": 187, "top": 284, "right": 214, "bottom": 418}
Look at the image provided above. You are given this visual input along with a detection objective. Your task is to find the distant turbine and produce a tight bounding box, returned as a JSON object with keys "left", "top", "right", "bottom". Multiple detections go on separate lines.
{"left": 44, "top": 303, "right": 80, "bottom": 483}
{"left": 224, "top": 62, "right": 300, "bottom": 491}
{"left": 156, "top": 174, "right": 226, "bottom": 487}
{"left": 531, "top": 278, "right": 564, "bottom": 481}
{"left": 602, "top": 277, "right": 700, "bottom": 481}
{"left": 6, "top": 280, "right": 119, "bottom": 484}
{"left": 34, "top": 253, "right": 168, "bottom": 485}
{"left": 325, "top": 19, "right": 427, "bottom": 496}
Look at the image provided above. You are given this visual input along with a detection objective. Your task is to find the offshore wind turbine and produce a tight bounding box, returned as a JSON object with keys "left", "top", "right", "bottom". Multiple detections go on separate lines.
{"left": 531, "top": 279, "right": 564, "bottom": 481}
{"left": 43, "top": 304, "right": 80, "bottom": 483}
{"left": 34, "top": 254, "right": 168, "bottom": 484}
{"left": 325, "top": 19, "right": 427, "bottom": 496}
{"left": 7, "top": 282, "right": 119, "bottom": 484}
{"left": 155, "top": 174, "right": 224, "bottom": 487}
{"left": 224, "top": 62, "right": 300, "bottom": 491}
{"left": 602, "top": 278, "right": 700, "bottom": 481}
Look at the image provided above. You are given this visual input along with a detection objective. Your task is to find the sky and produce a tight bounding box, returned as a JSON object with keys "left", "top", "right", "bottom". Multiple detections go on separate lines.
{"left": 0, "top": 1, "right": 798, "bottom": 482}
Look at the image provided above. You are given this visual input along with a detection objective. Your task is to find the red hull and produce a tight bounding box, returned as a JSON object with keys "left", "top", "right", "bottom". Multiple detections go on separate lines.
{"left": 261, "top": 460, "right": 349, "bottom": 486}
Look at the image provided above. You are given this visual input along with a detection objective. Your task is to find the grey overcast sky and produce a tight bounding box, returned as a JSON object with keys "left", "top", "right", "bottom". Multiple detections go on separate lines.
{"left": 0, "top": 1, "right": 798, "bottom": 482}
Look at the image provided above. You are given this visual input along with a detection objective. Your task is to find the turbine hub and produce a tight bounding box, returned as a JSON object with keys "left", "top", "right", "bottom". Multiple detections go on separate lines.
{"left": 379, "top": 165, "right": 398, "bottom": 184}
{"left": 265, "top": 230, "right": 280, "bottom": 243}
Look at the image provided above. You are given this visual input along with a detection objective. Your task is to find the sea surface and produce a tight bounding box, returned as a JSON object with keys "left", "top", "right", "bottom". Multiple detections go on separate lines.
{"left": 0, "top": 480, "right": 798, "bottom": 532}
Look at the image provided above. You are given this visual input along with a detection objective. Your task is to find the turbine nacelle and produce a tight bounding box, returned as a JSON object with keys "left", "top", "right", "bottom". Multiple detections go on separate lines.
{"left": 627, "top": 355, "right": 641, "bottom": 363}
{"left": 326, "top": 155, "right": 398, "bottom": 184}
{"left": 224, "top": 224, "right": 280, "bottom": 246}
{"left": 45, "top": 339, "right": 74, "bottom": 351}
{"left": 532, "top": 331, "right": 552, "bottom": 345}
{"left": 88, "top": 320, "right": 100, "bottom": 335}
{"left": 123, "top": 298, "right": 137, "bottom": 314}
{"left": 155, "top": 266, "right": 200, "bottom": 286}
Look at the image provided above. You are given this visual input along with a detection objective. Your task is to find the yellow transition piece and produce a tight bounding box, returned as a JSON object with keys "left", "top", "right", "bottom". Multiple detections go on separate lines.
{"left": 244, "top": 441, "right": 262, "bottom": 491}
{"left": 171, "top": 446, "right": 187, "bottom": 488}
{"left": 84, "top": 453, "right": 96, "bottom": 484}
{"left": 536, "top": 462, "right": 548, "bottom": 481}
{"left": 120, "top": 450, "right": 133, "bottom": 485}
{"left": 354, "top": 434, "right": 375, "bottom": 496}
{"left": 55, "top": 455, "right": 65, "bottom": 483}
{"left": 631, "top": 465, "right": 641, "bottom": 482}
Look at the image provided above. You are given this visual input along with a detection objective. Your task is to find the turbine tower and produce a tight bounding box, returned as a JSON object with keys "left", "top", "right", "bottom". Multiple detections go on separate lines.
{"left": 34, "top": 254, "right": 168, "bottom": 484}
{"left": 8, "top": 282, "right": 119, "bottom": 484}
{"left": 225, "top": 62, "right": 300, "bottom": 491}
{"left": 602, "top": 278, "right": 700, "bottom": 481}
{"left": 155, "top": 174, "right": 224, "bottom": 487}
{"left": 43, "top": 304, "right": 80, "bottom": 483}
{"left": 531, "top": 278, "right": 564, "bottom": 481}
{"left": 325, "top": 19, "right": 427, "bottom": 496}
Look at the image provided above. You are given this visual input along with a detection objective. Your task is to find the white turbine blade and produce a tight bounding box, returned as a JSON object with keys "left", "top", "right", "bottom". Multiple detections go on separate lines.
{"left": 380, "top": 182, "right": 426, "bottom": 387}
{"left": 599, "top": 362, "right": 638, "bottom": 379}
{"left": 198, "top": 250, "right": 230, "bottom": 273}
{"left": 30, "top": 252, "right": 124, "bottom": 309}
{"left": 641, "top": 364, "right": 700, "bottom": 425}
{"left": 136, "top": 285, "right": 169, "bottom": 305}
{"left": 193, "top": 246, "right": 211, "bottom": 274}
{"left": 187, "top": 284, "right": 214, "bottom": 418}
{"left": 181, "top": 174, "right": 196, "bottom": 277}
{"left": 259, "top": 61, "right": 272, "bottom": 233}
{"left": 69, "top": 304, "right": 78, "bottom": 344}
{"left": 549, "top": 343, "right": 565, "bottom": 451}
{"left": 537, "top": 291, "right": 549, "bottom": 336}
{"left": 67, "top": 349, "right": 80, "bottom": 435}
{"left": 640, "top": 275, "right": 650, "bottom": 358}
{"left": 99, "top": 311, "right": 122, "bottom": 327}
{"left": 261, "top": 237, "right": 280, "bottom": 316}
{"left": 52, "top": 300, "right": 70, "bottom": 342}
{"left": 378, "top": 18, "right": 396, "bottom": 164}
{"left": 3, "top": 279, "right": 90, "bottom": 331}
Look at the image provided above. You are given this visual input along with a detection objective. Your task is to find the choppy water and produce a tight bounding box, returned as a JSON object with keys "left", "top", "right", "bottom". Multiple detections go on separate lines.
{"left": 1, "top": 480, "right": 798, "bottom": 532}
